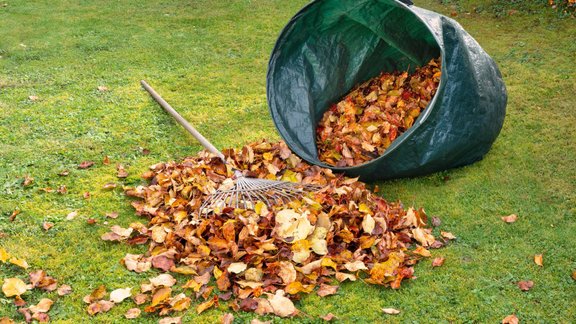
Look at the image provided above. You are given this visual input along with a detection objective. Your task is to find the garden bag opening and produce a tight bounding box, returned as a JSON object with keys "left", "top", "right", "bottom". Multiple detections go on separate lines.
{"left": 267, "top": 0, "right": 507, "bottom": 181}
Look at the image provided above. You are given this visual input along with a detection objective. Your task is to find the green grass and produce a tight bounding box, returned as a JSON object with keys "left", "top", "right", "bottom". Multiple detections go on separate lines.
{"left": 1, "top": 0, "right": 575, "bottom": 322}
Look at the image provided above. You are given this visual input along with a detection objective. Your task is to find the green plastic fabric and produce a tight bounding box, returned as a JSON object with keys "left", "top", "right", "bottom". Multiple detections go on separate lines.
{"left": 267, "top": 0, "right": 507, "bottom": 181}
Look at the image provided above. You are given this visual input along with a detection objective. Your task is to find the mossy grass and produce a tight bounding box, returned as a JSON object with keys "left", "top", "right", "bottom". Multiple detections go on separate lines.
{"left": 1, "top": 0, "right": 574, "bottom": 322}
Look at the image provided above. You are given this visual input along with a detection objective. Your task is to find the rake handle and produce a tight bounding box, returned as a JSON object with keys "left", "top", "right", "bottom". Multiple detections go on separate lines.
{"left": 140, "top": 80, "right": 227, "bottom": 163}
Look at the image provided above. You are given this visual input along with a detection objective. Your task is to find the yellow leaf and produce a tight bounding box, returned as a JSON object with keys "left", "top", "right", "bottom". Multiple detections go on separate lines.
{"left": 321, "top": 258, "right": 338, "bottom": 271}
{"left": 275, "top": 209, "right": 315, "bottom": 242}
{"left": 291, "top": 239, "right": 311, "bottom": 264}
{"left": 534, "top": 254, "right": 543, "bottom": 267}
{"left": 440, "top": 231, "right": 456, "bottom": 240}
{"left": 309, "top": 227, "right": 328, "bottom": 255}
{"left": 262, "top": 152, "right": 274, "bottom": 161}
{"left": 213, "top": 266, "right": 222, "bottom": 280}
{"left": 358, "top": 203, "right": 371, "bottom": 214}
{"left": 254, "top": 201, "right": 269, "bottom": 217}
{"left": 2, "top": 278, "right": 28, "bottom": 297}
{"left": 362, "top": 214, "right": 375, "bottom": 234}
{"left": 0, "top": 248, "right": 10, "bottom": 263}
{"left": 196, "top": 298, "right": 215, "bottom": 314}
{"left": 151, "top": 287, "right": 171, "bottom": 306}
{"left": 8, "top": 257, "right": 29, "bottom": 269}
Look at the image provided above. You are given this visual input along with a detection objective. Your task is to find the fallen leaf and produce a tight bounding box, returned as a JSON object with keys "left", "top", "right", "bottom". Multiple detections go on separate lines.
{"left": 151, "top": 287, "right": 172, "bottom": 307}
{"left": 66, "top": 211, "right": 78, "bottom": 220}
{"left": 267, "top": 290, "right": 298, "bottom": 318}
{"left": 221, "top": 313, "right": 234, "bottom": 324}
{"left": 32, "top": 312, "right": 49, "bottom": 323}
{"left": 133, "top": 293, "right": 148, "bottom": 305}
{"left": 572, "top": 270, "right": 576, "bottom": 280}
{"left": 382, "top": 308, "right": 401, "bottom": 315}
{"left": 14, "top": 295, "right": 26, "bottom": 307}
{"left": 320, "top": 313, "right": 337, "bottom": 321}
{"left": 228, "top": 262, "right": 247, "bottom": 274}
{"left": 9, "top": 210, "right": 20, "bottom": 222}
{"left": 97, "top": 85, "right": 108, "bottom": 92}
{"left": 501, "top": 214, "right": 518, "bottom": 223}
{"left": 440, "top": 231, "right": 456, "bottom": 240}
{"left": 29, "top": 298, "right": 53, "bottom": 313}
{"left": 83, "top": 285, "right": 107, "bottom": 303}
{"left": 57, "top": 185, "right": 67, "bottom": 194}
{"left": 0, "top": 317, "right": 15, "bottom": 324}
{"left": 158, "top": 317, "right": 182, "bottom": 324}
{"left": 344, "top": 260, "right": 367, "bottom": 272}
{"left": 413, "top": 245, "right": 431, "bottom": 257}
{"left": 362, "top": 214, "right": 375, "bottom": 234}
{"left": 0, "top": 248, "right": 9, "bottom": 262}
{"left": 42, "top": 222, "right": 54, "bottom": 231}
{"left": 117, "top": 164, "right": 128, "bottom": 178}
{"left": 2, "top": 278, "right": 27, "bottom": 297}
{"left": 125, "top": 308, "right": 141, "bottom": 319}
{"left": 103, "top": 156, "right": 110, "bottom": 165}
{"left": 102, "top": 182, "right": 117, "bottom": 189}
{"left": 534, "top": 254, "right": 543, "bottom": 267}
{"left": 78, "top": 161, "right": 95, "bottom": 169}
{"left": 86, "top": 218, "right": 97, "bottom": 225}
{"left": 58, "top": 170, "right": 70, "bottom": 176}
{"left": 109, "top": 287, "right": 132, "bottom": 303}
{"left": 150, "top": 274, "right": 176, "bottom": 287}
{"left": 83, "top": 192, "right": 91, "bottom": 199}
{"left": 316, "top": 284, "right": 339, "bottom": 297}
{"left": 28, "top": 95, "right": 38, "bottom": 101}
{"left": 517, "top": 280, "right": 534, "bottom": 291}
{"left": 431, "top": 216, "right": 441, "bottom": 227}
{"left": 8, "top": 257, "right": 28, "bottom": 269}
{"left": 196, "top": 298, "right": 216, "bottom": 314}
{"left": 432, "top": 257, "right": 445, "bottom": 267}
{"left": 22, "top": 175, "right": 34, "bottom": 187}
{"left": 57, "top": 284, "right": 72, "bottom": 296}
{"left": 105, "top": 212, "right": 119, "bottom": 219}
{"left": 502, "top": 314, "right": 519, "bottom": 324}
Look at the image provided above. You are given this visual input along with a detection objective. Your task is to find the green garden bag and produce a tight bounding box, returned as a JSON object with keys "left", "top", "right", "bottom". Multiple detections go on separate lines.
{"left": 267, "top": 0, "right": 507, "bottom": 181}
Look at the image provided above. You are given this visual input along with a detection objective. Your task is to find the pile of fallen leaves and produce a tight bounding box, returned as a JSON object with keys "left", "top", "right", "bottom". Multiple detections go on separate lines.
{"left": 105, "top": 140, "right": 452, "bottom": 320}
{"left": 316, "top": 58, "right": 441, "bottom": 167}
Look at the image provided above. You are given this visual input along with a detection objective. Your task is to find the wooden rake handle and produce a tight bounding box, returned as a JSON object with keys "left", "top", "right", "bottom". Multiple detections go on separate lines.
{"left": 140, "top": 80, "right": 227, "bottom": 162}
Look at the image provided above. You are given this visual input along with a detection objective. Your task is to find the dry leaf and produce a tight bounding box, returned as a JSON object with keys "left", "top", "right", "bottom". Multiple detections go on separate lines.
{"left": 9, "top": 210, "right": 19, "bottom": 222}
{"left": 29, "top": 298, "right": 53, "bottom": 313}
{"left": 125, "top": 308, "right": 141, "bottom": 319}
{"left": 534, "top": 254, "right": 543, "bottom": 267}
{"left": 78, "top": 161, "right": 95, "bottom": 169}
{"left": 440, "top": 231, "right": 456, "bottom": 240}
{"left": 221, "top": 313, "right": 234, "bottom": 324}
{"left": 102, "top": 182, "right": 117, "bottom": 189}
{"left": 196, "top": 298, "right": 216, "bottom": 314}
{"left": 382, "top": 308, "right": 401, "bottom": 315}
{"left": 320, "top": 313, "right": 337, "bottom": 321}
{"left": 517, "top": 280, "right": 534, "bottom": 291}
{"left": 501, "top": 214, "right": 518, "bottom": 223}
{"left": 42, "top": 222, "right": 54, "bottom": 231}
{"left": 158, "top": 317, "right": 182, "bottom": 324}
{"left": 109, "top": 287, "right": 132, "bottom": 303}
{"left": 22, "top": 175, "right": 34, "bottom": 187}
{"left": 228, "top": 262, "right": 248, "bottom": 274}
{"left": 432, "top": 257, "right": 445, "bottom": 267}
{"left": 149, "top": 274, "right": 176, "bottom": 287}
{"left": 66, "top": 211, "right": 78, "bottom": 220}
{"left": 267, "top": 290, "right": 298, "bottom": 317}
{"left": 122, "top": 254, "right": 151, "bottom": 273}
{"left": 97, "top": 85, "right": 108, "bottom": 92}
{"left": 502, "top": 314, "right": 519, "bottom": 324}
{"left": 105, "top": 212, "right": 119, "bottom": 219}
{"left": 316, "top": 284, "right": 338, "bottom": 297}
{"left": 2, "top": 278, "right": 28, "bottom": 297}
{"left": 57, "top": 284, "right": 72, "bottom": 296}
{"left": 83, "top": 285, "right": 107, "bottom": 303}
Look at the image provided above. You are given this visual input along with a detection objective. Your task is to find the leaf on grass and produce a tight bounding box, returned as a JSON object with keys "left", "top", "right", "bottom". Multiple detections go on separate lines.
{"left": 440, "top": 231, "right": 456, "bottom": 240}
{"left": 382, "top": 308, "right": 401, "bottom": 315}
{"left": 57, "top": 284, "right": 72, "bottom": 296}
{"left": 83, "top": 285, "right": 107, "bottom": 303}
{"left": 502, "top": 314, "right": 519, "bottom": 324}
{"left": 78, "top": 161, "right": 95, "bottom": 169}
{"left": 572, "top": 270, "right": 576, "bottom": 281}
{"left": 102, "top": 182, "right": 117, "bottom": 190}
{"left": 267, "top": 290, "right": 298, "bottom": 318}
{"left": 432, "top": 257, "right": 445, "bottom": 267}
{"left": 117, "top": 164, "right": 129, "bottom": 178}
{"left": 431, "top": 216, "right": 441, "bottom": 227}
{"left": 122, "top": 254, "right": 151, "bottom": 273}
{"left": 87, "top": 300, "right": 114, "bottom": 315}
{"left": 103, "top": 156, "right": 110, "bottom": 165}
{"left": 125, "top": 308, "right": 141, "bottom": 319}
{"left": 517, "top": 280, "right": 534, "bottom": 291}
{"left": 151, "top": 287, "right": 172, "bottom": 306}
{"left": 97, "top": 85, "right": 108, "bottom": 92}
{"left": 29, "top": 298, "right": 53, "bottom": 313}
{"left": 9, "top": 210, "right": 20, "bottom": 222}
{"left": 86, "top": 218, "right": 97, "bottom": 225}
{"left": 196, "top": 298, "right": 216, "bottom": 314}
{"left": 320, "top": 313, "right": 337, "bottom": 321}
{"left": 0, "top": 248, "right": 10, "bottom": 262}
{"left": 8, "top": 257, "right": 28, "bottom": 269}
{"left": 221, "top": 313, "right": 234, "bottom": 324}
{"left": 150, "top": 274, "right": 176, "bottom": 287}
{"left": 316, "top": 284, "right": 338, "bottom": 297}
{"left": 501, "top": 214, "right": 518, "bottom": 223}
{"left": 2, "top": 278, "right": 27, "bottom": 297}
{"left": 42, "top": 222, "right": 54, "bottom": 231}
{"left": 105, "top": 212, "right": 119, "bottom": 219}
{"left": 109, "top": 287, "right": 132, "bottom": 303}
{"left": 534, "top": 254, "right": 543, "bottom": 267}
{"left": 66, "top": 211, "right": 78, "bottom": 220}
{"left": 133, "top": 293, "right": 148, "bottom": 305}
{"left": 344, "top": 260, "right": 367, "bottom": 272}
{"left": 413, "top": 245, "right": 431, "bottom": 257}
{"left": 158, "top": 317, "right": 182, "bottom": 324}
{"left": 22, "top": 175, "right": 34, "bottom": 187}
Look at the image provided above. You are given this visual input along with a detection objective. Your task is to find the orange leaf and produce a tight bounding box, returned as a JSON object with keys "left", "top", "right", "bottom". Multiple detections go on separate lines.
{"left": 517, "top": 280, "right": 534, "bottom": 291}
{"left": 502, "top": 314, "right": 519, "bottom": 324}
{"left": 534, "top": 254, "right": 543, "bottom": 267}
{"left": 432, "top": 257, "right": 445, "bottom": 267}
{"left": 196, "top": 298, "right": 215, "bottom": 314}
{"left": 501, "top": 214, "right": 518, "bottom": 223}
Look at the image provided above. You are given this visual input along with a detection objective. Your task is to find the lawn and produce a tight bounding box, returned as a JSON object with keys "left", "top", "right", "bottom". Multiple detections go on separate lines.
{"left": 0, "top": 0, "right": 575, "bottom": 323}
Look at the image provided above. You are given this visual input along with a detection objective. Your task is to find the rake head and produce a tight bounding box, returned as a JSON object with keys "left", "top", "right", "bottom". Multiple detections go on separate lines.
{"left": 200, "top": 174, "right": 319, "bottom": 215}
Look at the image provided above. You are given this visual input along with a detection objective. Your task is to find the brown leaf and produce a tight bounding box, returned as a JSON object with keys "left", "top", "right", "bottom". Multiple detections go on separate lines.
{"left": 103, "top": 156, "right": 110, "bottom": 165}
{"left": 572, "top": 269, "right": 576, "bottom": 281}
{"left": 29, "top": 298, "right": 53, "bottom": 313}
{"left": 432, "top": 257, "right": 445, "bottom": 267}
{"left": 57, "top": 185, "right": 67, "bottom": 194}
{"left": 125, "top": 308, "right": 141, "bottom": 319}
{"left": 14, "top": 295, "right": 26, "bottom": 307}
{"left": 58, "top": 170, "right": 70, "bottom": 176}
{"left": 117, "top": 164, "right": 128, "bottom": 178}
{"left": 152, "top": 255, "right": 175, "bottom": 272}
{"left": 83, "top": 192, "right": 91, "bottom": 199}
{"left": 9, "top": 209, "right": 20, "bottom": 222}
{"left": 42, "top": 222, "right": 54, "bottom": 231}
{"left": 66, "top": 211, "right": 78, "bottom": 220}
{"left": 97, "top": 85, "right": 108, "bottom": 92}
{"left": 517, "top": 280, "right": 534, "bottom": 291}
{"left": 501, "top": 214, "right": 518, "bottom": 223}
{"left": 221, "top": 313, "right": 234, "bottom": 324}
{"left": 267, "top": 290, "right": 298, "bottom": 317}
{"left": 158, "top": 317, "right": 182, "bottom": 324}
{"left": 22, "top": 175, "right": 34, "bottom": 187}
{"left": 78, "top": 161, "right": 95, "bottom": 169}
{"left": 57, "top": 284, "right": 73, "bottom": 296}
{"left": 133, "top": 293, "right": 148, "bottom": 305}
{"left": 83, "top": 285, "right": 107, "bottom": 303}
{"left": 316, "top": 284, "right": 339, "bottom": 297}
{"left": 105, "top": 212, "right": 119, "bottom": 219}
{"left": 382, "top": 308, "right": 401, "bottom": 315}
{"left": 31, "top": 313, "right": 49, "bottom": 323}
{"left": 534, "top": 254, "right": 543, "bottom": 267}
{"left": 18, "top": 308, "right": 32, "bottom": 323}
{"left": 440, "top": 231, "right": 456, "bottom": 240}
{"left": 502, "top": 314, "right": 519, "bottom": 324}
{"left": 151, "top": 287, "right": 171, "bottom": 306}
{"left": 102, "top": 182, "right": 117, "bottom": 190}
{"left": 150, "top": 274, "right": 176, "bottom": 287}
{"left": 196, "top": 297, "right": 216, "bottom": 314}
{"left": 431, "top": 216, "right": 441, "bottom": 227}
{"left": 320, "top": 313, "right": 337, "bottom": 321}
{"left": 86, "top": 218, "right": 97, "bottom": 225}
